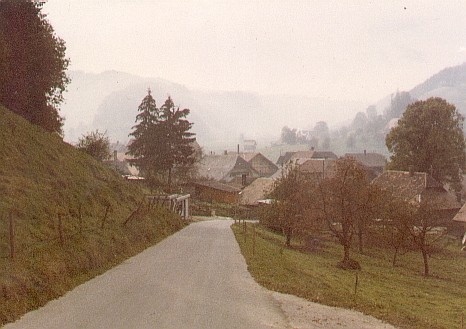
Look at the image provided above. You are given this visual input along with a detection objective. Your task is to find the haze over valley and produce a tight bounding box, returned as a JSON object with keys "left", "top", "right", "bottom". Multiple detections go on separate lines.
{"left": 61, "top": 62, "right": 466, "bottom": 154}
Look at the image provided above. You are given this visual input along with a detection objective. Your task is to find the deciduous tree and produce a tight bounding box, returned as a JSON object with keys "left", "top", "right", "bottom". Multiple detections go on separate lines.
{"left": 76, "top": 130, "right": 111, "bottom": 161}
{"left": 0, "top": 1, "right": 70, "bottom": 133}
{"left": 314, "top": 158, "right": 379, "bottom": 269}
{"left": 266, "top": 166, "right": 309, "bottom": 247}
{"left": 386, "top": 97, "right": 466, "bottom": 191}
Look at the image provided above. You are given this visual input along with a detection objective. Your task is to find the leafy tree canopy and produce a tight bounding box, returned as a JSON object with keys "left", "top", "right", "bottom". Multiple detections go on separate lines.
{"left": 386, "top": 97, "right": 466, "bottom": 191}
{"left": 0, "top": 0, "right": 70, "bottom": 133}
{"left": 76, "top": 130, "right": 111, "bottom": 161}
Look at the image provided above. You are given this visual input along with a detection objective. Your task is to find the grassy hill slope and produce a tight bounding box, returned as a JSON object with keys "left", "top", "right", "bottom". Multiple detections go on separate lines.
{"left": 0, "top": 106, "right": 185, "bottom": 325}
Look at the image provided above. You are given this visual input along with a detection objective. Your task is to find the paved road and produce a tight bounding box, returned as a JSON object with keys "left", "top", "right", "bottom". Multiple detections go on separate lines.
{"left": 4, "top": 220, "right": 289, "bottom": 329}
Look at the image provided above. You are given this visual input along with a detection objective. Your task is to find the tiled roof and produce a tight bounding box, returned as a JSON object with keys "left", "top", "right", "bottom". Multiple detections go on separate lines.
{"left": 276, "top": 152, "right": 295, "bottom": 165}
{"left": 345, "top": 152, "right": 387, "bottom": 168}
{"left": 240, "top": 178, "right": 275, "bottom": 205}
{"left": 372, "top": 171, "right": 435, "bottom": 201}
{"left": 311, "top": 151, "right": 338, "bottom": 159}
{"left": 193, "top": 180, "right": 241, "bottom": 193}
{"left": 239, "top": 152, "right": 259, "bottom": 162}
{"left": 452, "top": 203, "right": 466, "bottom": 222}
{"left": 372, "top": 170, "right": 460, "bottom": 209}
{"left": 196, "top": 154, "right": 257, "bottom": 181}
{"left": 196, "top": 154, "right": 239, "bottom": 181}
{"left": 299, "top": 159, "right": 336, "bottom": 177}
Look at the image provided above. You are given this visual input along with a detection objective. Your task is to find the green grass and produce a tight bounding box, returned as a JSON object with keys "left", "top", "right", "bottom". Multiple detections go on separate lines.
{"left": 0, "top": 107, "right": 186, "bottom": 325}
{"left": 233, "top": 223, "right": 466, "bottom": 329}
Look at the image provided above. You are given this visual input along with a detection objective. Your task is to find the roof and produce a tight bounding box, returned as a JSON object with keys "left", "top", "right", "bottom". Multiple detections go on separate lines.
{"left": 193, "top": 180, "right": 241, "bottom": 193}
{"left": 239, "top": 152, "right": 259, "bottom": 162}
{"left": 311, "top": 151, "right": 338, "bottom": 159}
{"left": 344, "top": 152, "right": 387, "bottom": 168}
{"left": 196, "top": 154, "right": 238, "bottom": 181}
{"left": 277, "top": 150, "right": 338, "bottom": 166}
{"left": 452, "top": 203, "right": 466, "bottom": 222}
{"left": 196, "top": 154, "right": 259, "bottom": 181}
{"left": 290, "top": 151, "right": 315, "bottom": 163}
{"left": 276, "top": 152, "right": 295, "bottom": 166}
{"left": 372, "top": 170, "right": 460, "bottom": 209}
{"left": 299, "top": 159, "right": 337, "bottom": 178}
{"left": 240, "top": 153, "right": 278, "bottom": 172}
{"left": 372, "top": 171, "right": 441, "bottom": 200}
{"left": 240, "top": 178, "right": 275, "bottom": 205}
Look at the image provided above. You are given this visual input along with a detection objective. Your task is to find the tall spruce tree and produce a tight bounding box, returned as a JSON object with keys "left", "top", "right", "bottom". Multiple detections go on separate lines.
{"left": 127, "top": 91, "right": 196, "bottom": 191}
{"left": 0, "top": 1, "right": 70, "bottom": 133}
{"left": 158, "top": 96, "right": 196, "bottom": 190}
{"left": 127, "top": 89, "right": 159, "bottom": 180}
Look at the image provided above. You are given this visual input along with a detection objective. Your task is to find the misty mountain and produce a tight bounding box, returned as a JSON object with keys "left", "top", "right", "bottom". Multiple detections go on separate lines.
{"left": 409, "top": 62, "right": 466, "bottom": 114}
{"left": 341, "top": 62, "right": 466, "bottom": 155}
{"left": 60, "top": 70, "right": 364, "bottom": 150}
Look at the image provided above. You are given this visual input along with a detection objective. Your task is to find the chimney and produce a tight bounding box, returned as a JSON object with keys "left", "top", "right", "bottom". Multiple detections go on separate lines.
{"left": 224, "top": 150, "right": 228, "bottom": 155}
{"left": 237, "top": 144, "right": 240, "bottom": 154}
{"left": 113, "top": 150, "right": 118, "bottom": 162}
{"left": 364, "top": 149, "right": 366, "bottom": 155}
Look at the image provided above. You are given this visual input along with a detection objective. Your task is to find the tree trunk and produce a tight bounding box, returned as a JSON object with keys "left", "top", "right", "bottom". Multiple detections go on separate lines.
{"left": 343, "top": 242, "right": 351, "bottom": 262}
{"left": 285, "top": 226, "right": 292, "bottom": 247}
{"left": 421, "top": 247, "right": 429, "bottom": 276}
{"left": 358, "top": 226, "right": 363, "bottom": 253}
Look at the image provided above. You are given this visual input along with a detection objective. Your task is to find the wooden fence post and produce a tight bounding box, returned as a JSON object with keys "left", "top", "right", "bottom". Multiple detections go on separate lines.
{"left": 58, "top": 213, "right": 64, "bottom": 246}
{"left": 354, "top": 272, "right": 359, "bottom": 303}
{"left": 101, "top": 205, "right": 111, "bottom": 229}
{"left": 78, "top": 203, "right": 83, "bottom": 234}
{"left": 243, "top": 221, "right": 247, "bottom": 243}
{"left": 9, "top": 211, "right": 15, "bottom": 259}
{"left": 252, "top": 224, "right": 256, "bottom": 256}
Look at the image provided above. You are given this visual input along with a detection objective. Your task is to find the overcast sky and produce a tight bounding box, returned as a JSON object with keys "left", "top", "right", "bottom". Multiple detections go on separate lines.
{"left": 43, "top": 0, "right": 466, "bottom": 104}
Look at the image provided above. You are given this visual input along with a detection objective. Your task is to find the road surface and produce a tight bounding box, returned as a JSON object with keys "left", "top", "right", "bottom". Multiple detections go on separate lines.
{"left": 4, "top": 219, "right": 396, "bottom": 329}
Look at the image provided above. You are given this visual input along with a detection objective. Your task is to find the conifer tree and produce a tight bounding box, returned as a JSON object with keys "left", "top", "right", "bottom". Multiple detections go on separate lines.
{"left": 127, "top": 89, "right": 160, "bottom": 180}
{"left": 127, "top": 91, "right": 196, "bottom": 191}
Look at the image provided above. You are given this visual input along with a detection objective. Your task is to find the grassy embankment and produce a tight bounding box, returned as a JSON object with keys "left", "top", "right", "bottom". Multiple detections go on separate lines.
{"left": 233, "top": 223, "right": 466, "bottom": 329}
{"left": 0, "top": 107, "right": 186, "bottom": 325}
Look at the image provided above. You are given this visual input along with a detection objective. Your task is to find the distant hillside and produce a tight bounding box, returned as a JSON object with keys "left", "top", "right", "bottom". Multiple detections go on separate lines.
{"left": 409, "top": 62, "right": 466, "bottom": 114}
{"left": 61, "top": 70, "right": 365, "bottom": 151}
{"left": 0, "top": 106, "right": 184, "bottom": 325}
{"left": 339, "top": 62, "right": 466, "bottom": 155}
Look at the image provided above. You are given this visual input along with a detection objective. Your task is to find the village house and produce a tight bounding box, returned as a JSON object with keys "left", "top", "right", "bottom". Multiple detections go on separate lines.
{"left": 372, "top": 170, "right": 462, "bottom": 233}
{"left": 239, "top": 152, "right": 278, "bottom": 177}
{"left": 196, "top": 153, "right": 259, "bottom": 186}
{"left": 298, "top": 158, "right": 337, "bottom": 181}
{"left": 344, "top": 151, "right": 387, "bottom": 179}
{"left": 192, "top": 180, "right": 241, "bottom": 204}
{"left": 239, "top": 177, "right": 275, "bottom": 206}
{"left": 276, "top": 150, "right": 337, "bottom": 168}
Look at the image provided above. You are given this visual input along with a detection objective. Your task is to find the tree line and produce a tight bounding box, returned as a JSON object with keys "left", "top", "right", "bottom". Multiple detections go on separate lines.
{"left": 264, "top": 97, "right": 466, "bottom": 276}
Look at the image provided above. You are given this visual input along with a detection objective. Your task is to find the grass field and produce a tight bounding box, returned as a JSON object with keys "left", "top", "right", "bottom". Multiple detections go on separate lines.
{"left": 233, "top": 222, "right": 466, "bottom": 329}
{"left": 0, "top": 107, "right": 186, "bottom": 325}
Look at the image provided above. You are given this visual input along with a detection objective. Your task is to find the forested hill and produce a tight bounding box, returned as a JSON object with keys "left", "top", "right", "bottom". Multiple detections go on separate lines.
{"left": 337, "top": 62, "right": 466, "bottom": 155}
{"left": 409, "top": 62, "right": 466, "bottom": 115}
